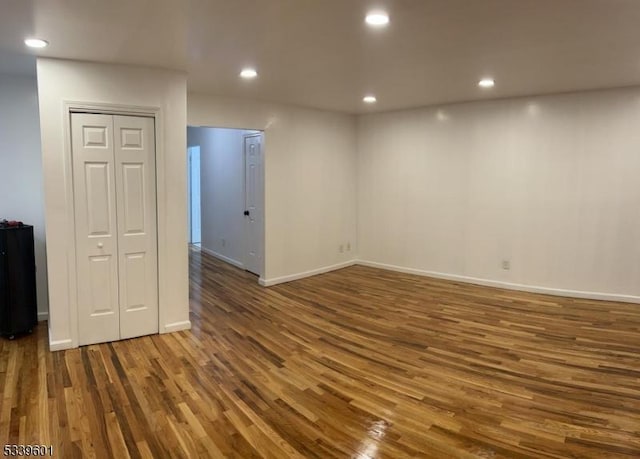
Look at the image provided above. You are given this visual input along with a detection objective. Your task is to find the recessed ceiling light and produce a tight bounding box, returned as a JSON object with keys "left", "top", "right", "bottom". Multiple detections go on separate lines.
{"left": 239, "top": 68, "right": 258, "bottom": 79}
{"left": 365, "top": 12, "right": 389, "bottom": 27}
{"left": 24, "top": 38, "right": 48, "bottom": 48}
{"left": 436, "top": 110, "right": 449, "bottom": 121}
{"left": 478, "top": 78, "right": 495, "bottom": 88}
{"left": 363, "top": 95, "right": 377, "bottom": 104}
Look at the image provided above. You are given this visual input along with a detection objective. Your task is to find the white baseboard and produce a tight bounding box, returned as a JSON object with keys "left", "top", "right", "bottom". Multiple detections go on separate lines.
{"left": 163, "top": 320, "right": 192, "bottom": 333}
{"left": 259, "top": 260, "right": 357, "bottom": 287}
{"left": 37, "top": 311, "right": 49, "bottom": 322}
{"left": 357, "top": 260, "right": 640, "bottom": 304}
{"left": 47, "top": 322, "right": 192, "bottom": 351}
{"left": 200, "top": 246, "right": 244, "bottom": 269}
{"left": 49, "top": 338, "right": 74, "bottom": 351}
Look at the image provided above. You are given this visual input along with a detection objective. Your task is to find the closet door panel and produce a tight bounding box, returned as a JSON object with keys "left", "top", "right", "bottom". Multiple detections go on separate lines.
{"left": 114, "top": 115, "right": 158, "bottom": 339}
{"left": 71, "top": 113, "right": 121, "bottom": 346}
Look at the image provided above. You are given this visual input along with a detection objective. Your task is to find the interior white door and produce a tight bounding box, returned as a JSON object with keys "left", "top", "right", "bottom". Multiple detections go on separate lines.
{"left": 243, "top": 134, "right": 263, "bottom": 275}
{"left": 113, "top": 115, "right": 158, "bottom": 340}
{"left": 72, "top": 113, "right": 121, "bottom": 346}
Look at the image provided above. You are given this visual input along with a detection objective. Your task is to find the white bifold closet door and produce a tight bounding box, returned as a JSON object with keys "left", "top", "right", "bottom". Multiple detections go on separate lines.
{"left": 71, "top": 113, "right": 158, "bottom": 346}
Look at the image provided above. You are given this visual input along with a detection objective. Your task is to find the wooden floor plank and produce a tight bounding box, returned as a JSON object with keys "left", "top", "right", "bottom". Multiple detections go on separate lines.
{"left": 0, "top": 246, "right": 638, "bottom": 457}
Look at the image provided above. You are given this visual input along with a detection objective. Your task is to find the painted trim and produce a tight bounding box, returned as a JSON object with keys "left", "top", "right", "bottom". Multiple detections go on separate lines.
{"left": 49, "top": 339, "right": 73, "bottom": 352}
{"left": 200, "top": 246, "right": 244, "bottom": 269}
{"left": 259, "top": 260, "right": 357, "bottom": 287}
{"left": 357, "top": 260, "right": 640, "bottom": 304}
{"left": 162, "top": 320, "right": 192, "bottom": 333}
{"left": 37, "top": 312, "right": 49, "bottom": 322}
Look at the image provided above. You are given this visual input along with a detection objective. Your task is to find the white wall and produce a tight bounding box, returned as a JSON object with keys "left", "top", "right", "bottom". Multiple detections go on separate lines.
{"left": 37, "top": 58, "right": 190, "bottom": 350}
{"left": 188, "top": 94, "right": 358, "bottom": 284}
{"left": 357, "top": 87, "right": 640, "bottom": 302}
{"left": 187, "top": 127, "right": 254, "bottom": 267}
{"left": 0, "top": 74, "right": 49, "bottom": 318}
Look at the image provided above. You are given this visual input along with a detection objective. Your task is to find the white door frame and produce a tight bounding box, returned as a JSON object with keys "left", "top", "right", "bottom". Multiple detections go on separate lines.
{"left": 62, "top": 101, "right": 165, "bottom": 348}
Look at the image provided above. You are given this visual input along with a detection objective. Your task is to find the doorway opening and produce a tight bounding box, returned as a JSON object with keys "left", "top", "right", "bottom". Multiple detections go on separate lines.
{"left": 187, "top": 146, "right": 201, "bottom": 245}
{"left": 186, "top": 126, "right": 264, "bottom": 279}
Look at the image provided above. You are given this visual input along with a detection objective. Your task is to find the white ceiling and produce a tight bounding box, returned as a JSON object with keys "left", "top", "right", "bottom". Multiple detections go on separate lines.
{"left": 1, "top": 0, "right": 640, "bottom": 114}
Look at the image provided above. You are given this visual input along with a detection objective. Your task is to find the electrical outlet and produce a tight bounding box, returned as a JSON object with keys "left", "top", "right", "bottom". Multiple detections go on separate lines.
{"left": 339, "top": 244, "right": 344, "bottom": 253}
{"left": 346, "top": 242, "right": 351, "bottom": 251}
{"left": 502, "top": 260, "right": 510, "bottom": 270}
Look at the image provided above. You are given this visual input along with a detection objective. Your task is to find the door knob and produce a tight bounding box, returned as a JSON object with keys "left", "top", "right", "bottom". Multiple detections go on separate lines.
{"left": 97, "top": 242, "right": 104, "bottom": 248}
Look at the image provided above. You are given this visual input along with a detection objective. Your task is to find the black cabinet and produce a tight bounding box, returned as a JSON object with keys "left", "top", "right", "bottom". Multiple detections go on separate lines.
{"left": 0, "top": 225, "right": 38, "bottom": 338}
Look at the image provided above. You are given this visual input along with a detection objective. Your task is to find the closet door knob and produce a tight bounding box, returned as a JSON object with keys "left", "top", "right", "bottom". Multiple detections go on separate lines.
{"left": 97, "top": 242, "right": 104, "bottom": 248}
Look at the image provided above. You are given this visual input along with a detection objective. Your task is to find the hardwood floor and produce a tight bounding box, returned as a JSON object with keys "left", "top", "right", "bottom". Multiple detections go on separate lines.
{"left": 1, "top": 248, "right": 639, "bottom": 458}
